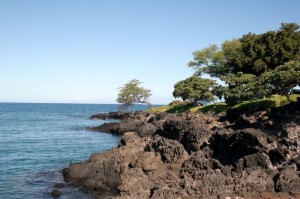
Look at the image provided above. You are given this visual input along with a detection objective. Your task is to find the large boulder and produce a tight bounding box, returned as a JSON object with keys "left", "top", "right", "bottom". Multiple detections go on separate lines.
{"left": 63, "top": 132, "right": 150, "bottom": 197}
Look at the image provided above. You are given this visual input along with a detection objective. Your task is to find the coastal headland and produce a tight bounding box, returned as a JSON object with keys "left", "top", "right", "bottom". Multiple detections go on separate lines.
{"left": 63, "top": 98, "right": 300, "bottom": 199}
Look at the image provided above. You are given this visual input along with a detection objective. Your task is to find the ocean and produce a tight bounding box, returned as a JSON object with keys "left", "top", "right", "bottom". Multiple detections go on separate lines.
{"left": 0, "top": 103, "right": 150, "bottom": 199}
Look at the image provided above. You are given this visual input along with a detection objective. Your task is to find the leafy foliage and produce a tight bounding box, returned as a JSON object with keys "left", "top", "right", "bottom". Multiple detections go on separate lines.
{"left": 189, "top": 23, "right": 300, "bottom": 77}
{"left": 259, "top": 61, "right": 300, "bottom": 101}
{"left": 173, "top": 76, "right": 216, "bottom": 105}
{"left": 188, "top": 23, "right": 300, "bottom": 105}
{"left": 220, "top": 73, "right": 266, "bottom": 105}
{"left": 117, "top": 79, "right": 151, "bottom": 109}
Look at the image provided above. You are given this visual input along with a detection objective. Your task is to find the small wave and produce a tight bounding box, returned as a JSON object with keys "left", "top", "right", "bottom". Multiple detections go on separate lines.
{"left": 26, "top": 170, "right": 63, "bottom": 185}
{"left": 25, "top": 169, "right": 96, "bottom": 199}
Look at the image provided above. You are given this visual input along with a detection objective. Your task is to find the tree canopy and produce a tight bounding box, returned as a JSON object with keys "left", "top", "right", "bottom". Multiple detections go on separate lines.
{"left": 259, "top": 61, "right": 300, "bottom": 101}
{"left": 117, "top": 79, "right": 152, "bottom": 109}
{"left": 189, "top": 23, "right": 300, "bottom": 77}
{"left": 188, "top": 23, "right": 300, "bottom": 105}
{"left": 173, "top": 76, "right": 216, "bottom": 105}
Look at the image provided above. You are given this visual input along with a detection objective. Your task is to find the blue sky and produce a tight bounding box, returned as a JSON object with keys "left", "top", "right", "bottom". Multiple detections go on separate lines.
{"left": 0, "top": 0, "right": 299, "bottom": 104}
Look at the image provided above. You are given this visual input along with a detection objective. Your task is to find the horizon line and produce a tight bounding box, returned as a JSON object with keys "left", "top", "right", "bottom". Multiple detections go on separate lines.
{"left": 0, "top": 101, "right": 166, "bottom": 105}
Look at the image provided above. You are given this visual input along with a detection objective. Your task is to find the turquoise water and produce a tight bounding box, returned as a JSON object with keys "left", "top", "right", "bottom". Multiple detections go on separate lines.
{"left": 0, "top": 103, "right": 148, "bottom": 199}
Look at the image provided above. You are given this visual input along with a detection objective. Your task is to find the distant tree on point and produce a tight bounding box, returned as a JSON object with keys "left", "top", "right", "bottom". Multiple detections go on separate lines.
{"left": 117, "top": 79, "right": 152, "bottom": 110}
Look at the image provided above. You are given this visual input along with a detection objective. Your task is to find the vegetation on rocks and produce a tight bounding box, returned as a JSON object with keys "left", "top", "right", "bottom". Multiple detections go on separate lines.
{"left": 148, "top": 94, "right": 300, "bottom": 114}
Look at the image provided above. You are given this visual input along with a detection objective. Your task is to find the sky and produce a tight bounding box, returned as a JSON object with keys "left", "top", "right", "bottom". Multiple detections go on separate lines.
{"left": 0, "top": 0, "right": 299, "bottom": 104}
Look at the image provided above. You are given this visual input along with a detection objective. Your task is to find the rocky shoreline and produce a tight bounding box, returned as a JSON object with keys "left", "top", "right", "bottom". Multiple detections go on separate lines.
{"left": 63, "top": 99, "right": 300, "bottom": 199}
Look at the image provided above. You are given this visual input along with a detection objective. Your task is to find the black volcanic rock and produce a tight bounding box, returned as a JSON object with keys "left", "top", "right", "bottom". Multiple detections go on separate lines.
{"left": 90, "top": 111, "right": 131, "bottom": 120}
{"left": 51, "top": 189, "right": 63, "bottom": 197}
{"left": 64, "top": 103, "right": 300, "bottom": 198}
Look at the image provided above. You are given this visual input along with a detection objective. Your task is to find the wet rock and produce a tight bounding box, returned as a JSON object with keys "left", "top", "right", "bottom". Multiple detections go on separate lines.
{"left": 89, "top": 122, "right": 120, "bottom": 134}
{"left": 51, "top": 189, "right": 63, "bottom": 197}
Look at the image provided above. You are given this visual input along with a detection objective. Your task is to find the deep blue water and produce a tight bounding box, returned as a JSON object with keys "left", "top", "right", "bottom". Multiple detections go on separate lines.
{"left": 0, "top": 103, "right": 149, "bottom": 199}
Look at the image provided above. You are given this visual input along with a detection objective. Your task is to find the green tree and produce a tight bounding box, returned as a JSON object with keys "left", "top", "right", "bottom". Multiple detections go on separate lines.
{"left": 188, "top": 44, "right": 226, "bottom": 77}
{"left": 221, "top": 73, "right": 258, "bottom": 105}
{"left": 190, "top": 23, "right": 300, "bottom": 77}
{"left": 259, "top": 61, "right": 300, "bottom": 101}
{"left": 117, "top": 79, "right": 152, "bottom": 109}
{"left": 173, "top": 76, "right": 216, "bottom": 105}
{"left": 188, "top": 23, "right": 300, "bottom": 105}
